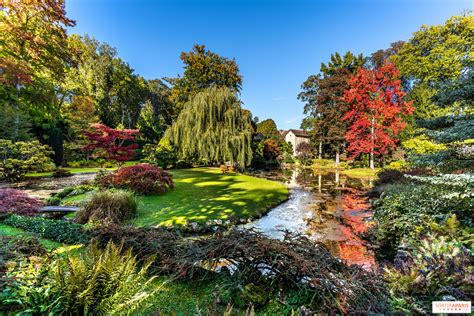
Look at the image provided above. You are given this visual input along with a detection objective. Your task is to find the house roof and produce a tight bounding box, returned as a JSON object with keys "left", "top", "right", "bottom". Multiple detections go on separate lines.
{"left": 288, "top": 129, "right": 310, "bottom": 138}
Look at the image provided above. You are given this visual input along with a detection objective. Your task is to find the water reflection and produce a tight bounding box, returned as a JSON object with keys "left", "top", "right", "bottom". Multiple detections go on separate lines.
{"left": 244, "top": 168, "right": 376, "bottom": 269}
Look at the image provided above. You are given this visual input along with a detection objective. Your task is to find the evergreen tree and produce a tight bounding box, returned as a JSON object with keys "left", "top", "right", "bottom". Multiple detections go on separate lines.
{"left": 164, "top": 86, "right": 253, "bottom": 167}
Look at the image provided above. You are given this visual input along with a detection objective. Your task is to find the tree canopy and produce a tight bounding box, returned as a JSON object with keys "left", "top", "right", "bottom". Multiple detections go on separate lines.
{"left": 256, "top": 119, "right": 279, "bottom": 138}
{"left": 164, "top": 86, "right": 253, "bottom": 167}
{"left": 169, "top": 44, "right": 243, "bottom": 111}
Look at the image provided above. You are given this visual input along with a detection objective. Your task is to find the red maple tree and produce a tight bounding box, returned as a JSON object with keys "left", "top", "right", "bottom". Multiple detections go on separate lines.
{"left": 83, "top": 123, "right": 140, "bottom": 163}
{"left": 342, "top": 63, "right": 414, "bottom": 169}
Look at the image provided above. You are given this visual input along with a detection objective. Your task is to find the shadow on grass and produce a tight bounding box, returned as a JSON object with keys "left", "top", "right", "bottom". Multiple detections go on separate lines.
{"left": 134, "top": 168, "right": 288, "bottom": 227}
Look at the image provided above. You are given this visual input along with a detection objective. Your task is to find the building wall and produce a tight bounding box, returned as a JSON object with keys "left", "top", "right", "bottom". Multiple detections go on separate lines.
{"left": 285, "top": 131, "right": 310, "bottom": 155}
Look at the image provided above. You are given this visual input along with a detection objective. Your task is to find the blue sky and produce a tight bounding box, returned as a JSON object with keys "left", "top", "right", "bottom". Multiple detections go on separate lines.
{"left": 66, "top": 0, "right": 471, "bottom": 130}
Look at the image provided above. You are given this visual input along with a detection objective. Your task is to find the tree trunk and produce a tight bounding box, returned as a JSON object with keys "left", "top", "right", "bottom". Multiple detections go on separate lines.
{"left": 318, "top": 141, "right": 322, "bottom": 159}
{"left": 370, "top": 116, "right": 375, "bottom": 169}
{"left": 335, "top": 147, "right": 340, "bottom": 166}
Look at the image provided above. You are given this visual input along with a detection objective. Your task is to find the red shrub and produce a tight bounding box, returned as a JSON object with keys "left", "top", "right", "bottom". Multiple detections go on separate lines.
{"left": 0, "top": 189, "right": 44, "bottom": 216}
{"left": 100, "top": 163, "right": 174, "bottom": 195}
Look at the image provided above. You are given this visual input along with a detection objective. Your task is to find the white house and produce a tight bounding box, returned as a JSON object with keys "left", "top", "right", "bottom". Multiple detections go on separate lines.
{"left": 281, "top": 129, "right": 310, "bottom": 155}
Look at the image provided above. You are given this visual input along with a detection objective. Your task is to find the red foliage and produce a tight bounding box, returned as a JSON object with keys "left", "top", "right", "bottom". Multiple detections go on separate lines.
{"left": 100, "top": 163, "right": 174, "bottom": 195}
{"left": 0, "top": 189, "right": 43, "bottom": 216}
{"left": 83, "top": 123, "right": 140, "bottom": 162}
{"left": 342, "top": 63, "right": 414, "bottom": 161}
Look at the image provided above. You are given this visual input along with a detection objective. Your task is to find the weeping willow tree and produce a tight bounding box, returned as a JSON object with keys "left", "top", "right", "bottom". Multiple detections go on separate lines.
{"left": 164, "top": 86, "right": 253, "bottom": 167}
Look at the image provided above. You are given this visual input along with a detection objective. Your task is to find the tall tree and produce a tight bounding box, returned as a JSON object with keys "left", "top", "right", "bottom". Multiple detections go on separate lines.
{"left": 164, "top": 86, "right": 253, "bottom": 167}
{"left": 0, "top": 0, "right": 75, "bottom": 158}
{"left": 256, "top": 119, "right": 279, "bottom": 138}
{"left": 370, "top": 41, "right": 405, "bottom": 68}
{"left": 169, "top": 44, "right": 243, "bottom": 113}
{"left": 342, "top": 63, "right": 414, "bottom": 169}
{"left": 0, "top": 0, "right": 75, "bottom": 86}
{"left": 298, "top": 51, "right": 365, "bottom": 162}
{"left": 394, "top": 14, "right": 473, "bottom": 85}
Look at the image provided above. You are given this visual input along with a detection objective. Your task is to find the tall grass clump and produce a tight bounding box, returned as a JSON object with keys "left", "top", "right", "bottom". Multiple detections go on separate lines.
{"left": 76, "top": 190, "right": 137, "bottom": 225}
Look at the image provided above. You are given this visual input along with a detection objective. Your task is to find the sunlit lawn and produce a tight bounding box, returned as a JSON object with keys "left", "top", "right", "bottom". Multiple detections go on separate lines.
{"left": 64, "top": 167, "right": 289, "bottom": 227}
{"left": 25, "top": 161, "right": 140, "bottom": 177}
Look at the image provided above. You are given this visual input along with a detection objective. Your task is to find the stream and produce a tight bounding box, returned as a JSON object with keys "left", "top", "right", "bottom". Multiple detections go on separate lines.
{"left": 1, "top": 168, "right": 376, "bottom": 269}
{"left": 244, "top": 168, "right": 376, "bottom": 269}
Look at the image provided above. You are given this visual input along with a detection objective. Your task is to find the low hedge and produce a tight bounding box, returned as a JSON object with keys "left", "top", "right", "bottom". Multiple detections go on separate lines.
{"left": 3, "top": 215, "right": 90, "bottom": 244}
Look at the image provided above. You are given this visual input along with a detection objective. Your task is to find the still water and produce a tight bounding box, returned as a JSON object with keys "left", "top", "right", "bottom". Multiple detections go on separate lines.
{"left": 244, "top": 168, "right": 376, "bottom": 269}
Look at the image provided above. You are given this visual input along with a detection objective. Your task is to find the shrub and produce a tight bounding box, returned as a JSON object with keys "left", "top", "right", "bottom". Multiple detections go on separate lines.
{"left": 75, "top": 190, "right": 138, "bottom": 225}
{"left": 100, "top": 163, "right": 174, "bottom": 195}
{"left": 372, "top": 174, "right": 473, "bottom": 252}
{"left": 143, "top": 139, "right": 176, "bottom": 168}
{"left": 3, "top": 215, "right": 89, "bottom": 244}
{"left": 0, "top": 189, "right": 43, "bottom": 216}
{"left": 0, "top": 139, "right": 54, "bottom": 181}
{"left": 52, "top": 168, "right": 72, "bottom": 178}
{"left": 385, "top": 233, "right": 472, "bottom": 313}
{"left": 90, "top": 224, "right": 182, "bottom": 274}
{"left": 402, "top": 135, "right": 446, "bottom": 155}
{"left": 295, "top": 142, "right": 314, "bottom": 166}
{"left": 0, "top": 235, "right": 47, "bottom": 270}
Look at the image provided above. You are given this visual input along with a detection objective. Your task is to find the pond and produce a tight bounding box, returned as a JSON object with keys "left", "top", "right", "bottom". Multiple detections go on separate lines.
{"left": 243, "top": 168, "right": 376, "bottom": 269}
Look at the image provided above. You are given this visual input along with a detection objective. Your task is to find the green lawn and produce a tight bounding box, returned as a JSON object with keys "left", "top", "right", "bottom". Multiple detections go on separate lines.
{"left": 64, "top": 167, "right": 289, "bottom": 227}
{"left": 26, "top": 161, "right": 140, "bottom": 177}
{"left": 341, "top": 168, "right": 380, "bottom": 178}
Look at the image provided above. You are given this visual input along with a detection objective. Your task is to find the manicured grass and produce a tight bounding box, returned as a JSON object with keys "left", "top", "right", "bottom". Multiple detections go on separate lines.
{"left": 342, "top": 168, "right": 380, "bottom": 178}
{"left": 25, "top": 161, "right": 140, "bottom": 177}
{"left": 312, "top": 158, "right": 344, "bottom": 169}
{"left": 64, "top": 167, "right": 289, "bottom": 227}
{"left": 135, "top": 168, "right": 288, "bottom": 226}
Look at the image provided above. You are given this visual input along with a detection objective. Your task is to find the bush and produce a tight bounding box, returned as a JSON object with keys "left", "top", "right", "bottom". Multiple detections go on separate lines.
{"left": 3, "top": 215, "right": 89, "bottom": 244}
{"left": 100, "top": 163, "right": 174, "bottom": 195}
{"left": 75, "top": 190, "right": 138, "bottom": 225}
{"left": 372, "top": 174, "right": 473, "bottom": 252}
{"left": 0, "top": 139, "right": 54, "bottom": 181}
{"left": 385, "top": 232, "right": 472, "bottom": 313}
{"left": 0, "top": 189, "right": 43, "bottom": 216}
{"left": 52, "top": 168, "right": 72, "bottom": 178}
{"left": 143, "top": 139, "right": 176, "bottom": 168}
{"left": 402, "top": 135, "right": 447, "bottom": 155}
{"left": 0, "top": 235, "right": 47, "bottom": 270}
{"left": 90, "top": 224, "right": 182, "bottom": 274}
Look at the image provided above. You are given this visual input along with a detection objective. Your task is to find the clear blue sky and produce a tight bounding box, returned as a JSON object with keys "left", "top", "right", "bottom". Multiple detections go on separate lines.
{"left": 66, "top": 0, "right": 471, "bottom": 130}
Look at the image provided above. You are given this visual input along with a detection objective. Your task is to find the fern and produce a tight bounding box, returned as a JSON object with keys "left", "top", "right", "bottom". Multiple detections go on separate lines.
{"left": 50, "top": 241, "right": 158, "bottom": 314}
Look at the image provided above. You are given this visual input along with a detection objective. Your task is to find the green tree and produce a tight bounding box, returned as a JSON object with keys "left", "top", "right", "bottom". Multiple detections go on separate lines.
{"left": 394, "top": 14, "right": 473, "bottom": 84}
{"left": 64, "top": 35, "right": 148, "bottom": 129}
{"left": 164, "top": 86, "right": 253, "bottom": 167}
{"left": 137, "top": 100, "right": 165, "bottom": 143}
{"left": 169, "top": 44, "right": 243, "bottom": 113}
{"left": 256, "top": 119, "right": 279, "bottom": 138}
